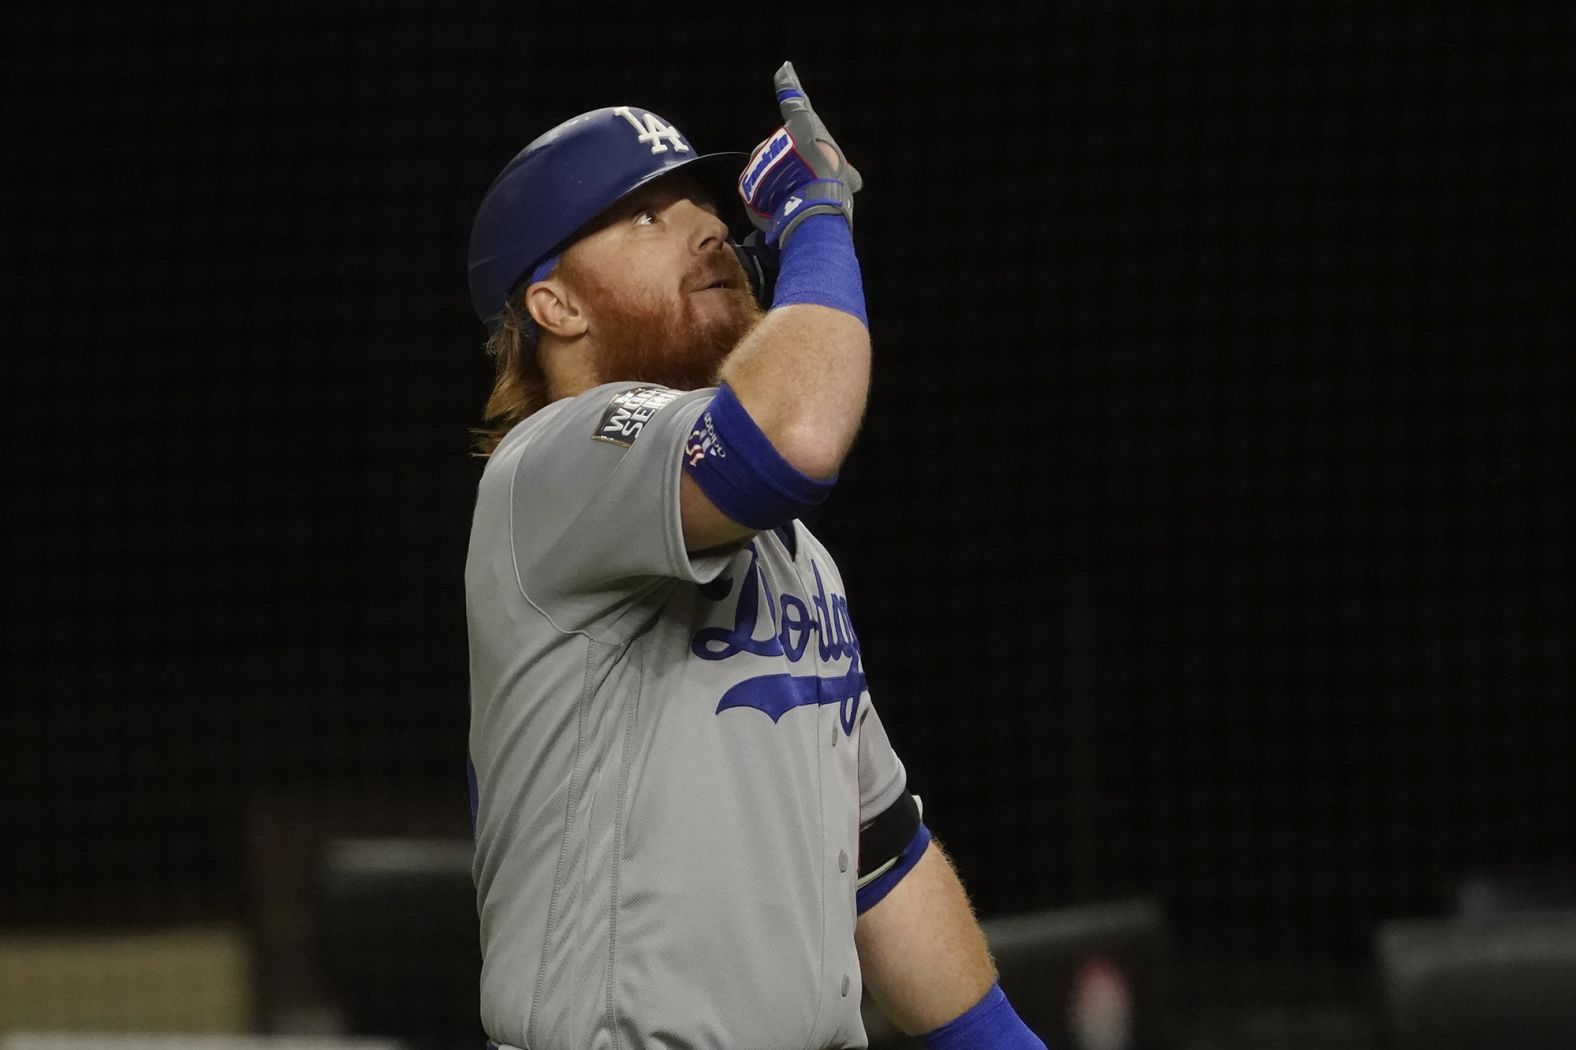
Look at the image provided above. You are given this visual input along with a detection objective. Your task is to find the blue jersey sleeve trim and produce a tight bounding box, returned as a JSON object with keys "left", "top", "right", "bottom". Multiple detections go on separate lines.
{"left": 856, "top": 822, "right": 931, "bottom": 914}
{"left": 683, "top": 382, "right": 836, "bottom": 531}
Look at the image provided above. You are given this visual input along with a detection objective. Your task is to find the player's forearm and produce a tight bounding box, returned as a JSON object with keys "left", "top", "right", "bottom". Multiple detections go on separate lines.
{"left": 854, "top": 839, "right": 997, "bottom": 1035}
{"left": 725, "top": 65, "right": 870, "bottom": 483}
{"left": 717, "top": 302, "right": 871, "bottom": 480}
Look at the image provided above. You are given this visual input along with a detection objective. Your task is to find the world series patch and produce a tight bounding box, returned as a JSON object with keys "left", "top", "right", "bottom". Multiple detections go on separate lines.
{"left": 593, "top": 386, "right": 680, "bottom": 447}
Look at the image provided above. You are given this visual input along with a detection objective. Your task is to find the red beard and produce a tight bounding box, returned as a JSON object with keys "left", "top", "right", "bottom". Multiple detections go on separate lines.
{"left": 562, "top": 250, "right": 764, "bottom": 392}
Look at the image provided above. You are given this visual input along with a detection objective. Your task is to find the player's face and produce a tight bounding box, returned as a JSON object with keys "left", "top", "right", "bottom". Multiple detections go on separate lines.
{"left": 558, "top": 175, "right": 762, "bottom": 390}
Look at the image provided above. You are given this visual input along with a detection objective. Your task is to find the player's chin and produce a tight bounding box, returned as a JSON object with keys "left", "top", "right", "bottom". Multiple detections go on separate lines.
{"left": 688, "top": 285, "right": 759, "bottom": 326}
{"left": 687, "top": 289, "right": 761, "bottom": 343}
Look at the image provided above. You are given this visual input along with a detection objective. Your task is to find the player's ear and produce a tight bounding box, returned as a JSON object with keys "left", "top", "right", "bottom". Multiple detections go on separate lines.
{"left": 526, "top": 277, "right": 588, "bottom": 340}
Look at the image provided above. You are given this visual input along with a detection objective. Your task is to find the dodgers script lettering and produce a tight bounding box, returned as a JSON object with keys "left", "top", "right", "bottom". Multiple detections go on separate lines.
{"left": 692, "top": 543, "right": 866, "bottom": 734}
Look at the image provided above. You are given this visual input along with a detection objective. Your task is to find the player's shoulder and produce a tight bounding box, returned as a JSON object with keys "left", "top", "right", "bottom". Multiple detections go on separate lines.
{"left": 576, "top": 382, "right": 713, "bottom": 449}
{"left": 477, "top": 396, "right": 570, "bottom": 484}
{"left": 484, "top": 382, "right": 715, "bottom": 478}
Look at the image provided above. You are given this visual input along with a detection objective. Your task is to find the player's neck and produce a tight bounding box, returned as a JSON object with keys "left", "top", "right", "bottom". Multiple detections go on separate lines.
{"left": 539, "top": 335, "right": 605, "bottom": 401}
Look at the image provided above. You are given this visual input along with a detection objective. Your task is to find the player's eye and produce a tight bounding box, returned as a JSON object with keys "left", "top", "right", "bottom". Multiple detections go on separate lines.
{"left": 632, "top": 208, "right": 659, "bottom": 226}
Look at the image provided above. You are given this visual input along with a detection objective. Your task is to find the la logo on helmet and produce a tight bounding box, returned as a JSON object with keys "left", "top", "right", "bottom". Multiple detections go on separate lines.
{"left": 612, "top": 106, "right": 691, "bottom": 155}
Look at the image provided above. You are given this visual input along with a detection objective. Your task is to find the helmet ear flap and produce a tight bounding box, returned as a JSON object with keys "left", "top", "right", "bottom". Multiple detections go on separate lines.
{"left": 732, "top": 233, "right": 777, "bottom": 308}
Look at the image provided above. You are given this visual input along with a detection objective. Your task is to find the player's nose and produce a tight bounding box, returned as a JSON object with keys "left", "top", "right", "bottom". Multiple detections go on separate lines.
{"left": 680, "top": 199, "right": 729, "bottom": 254}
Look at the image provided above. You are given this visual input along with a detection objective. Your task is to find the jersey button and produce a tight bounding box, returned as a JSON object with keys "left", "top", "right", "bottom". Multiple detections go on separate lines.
{"left": 838, "top": 850, "right": 849, "bottom": 873}
{"left": 841, "top": 974, "right": 851, "bottom": 997}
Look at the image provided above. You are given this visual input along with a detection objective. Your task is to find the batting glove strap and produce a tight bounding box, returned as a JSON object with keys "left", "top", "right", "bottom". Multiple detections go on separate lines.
{"left": 768, "top": 178, "right": 854, "bottom": 248}
{"left": 920, "top": 984, "right": 1047, "bottom": 1050}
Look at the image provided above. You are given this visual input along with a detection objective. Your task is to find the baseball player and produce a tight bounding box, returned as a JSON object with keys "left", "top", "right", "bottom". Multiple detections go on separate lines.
{"left": 464, "top": 64, "right": 1045, "bottom": 1050}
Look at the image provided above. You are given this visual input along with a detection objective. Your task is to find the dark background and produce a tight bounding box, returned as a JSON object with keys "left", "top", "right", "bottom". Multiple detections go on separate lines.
{"left": 3, "top": 0, "right": 1572, "bottom": 1035}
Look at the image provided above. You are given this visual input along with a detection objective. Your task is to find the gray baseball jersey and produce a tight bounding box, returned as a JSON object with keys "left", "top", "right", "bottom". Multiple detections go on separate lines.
{"left": 466, "top": 381, "right": 911, "bottom": 1050}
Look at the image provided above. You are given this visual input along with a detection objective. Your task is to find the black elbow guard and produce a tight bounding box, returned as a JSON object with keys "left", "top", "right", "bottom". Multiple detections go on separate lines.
{"left": 856, "top": 792, "right": 929, "bottom": 914}
{"left": 858, "top": 791, "right": 922, "bottom": 882}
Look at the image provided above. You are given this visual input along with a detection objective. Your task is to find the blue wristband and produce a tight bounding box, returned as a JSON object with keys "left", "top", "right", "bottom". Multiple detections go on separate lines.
{"left": 920, "top": 983, "right": 1047, "bottom": 1050}
{"left": 770, "top": 212, "right": 867, "bottom": 327}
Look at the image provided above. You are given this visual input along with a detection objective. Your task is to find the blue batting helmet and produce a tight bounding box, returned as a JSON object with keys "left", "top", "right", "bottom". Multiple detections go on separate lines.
{"left": 467, "top": 105, "right": 747, "bottom": 329}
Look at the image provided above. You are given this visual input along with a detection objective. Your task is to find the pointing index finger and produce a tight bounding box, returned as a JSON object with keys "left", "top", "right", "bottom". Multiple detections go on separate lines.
{"left": 774, "top": 61, "right": 810, "bottom": 117}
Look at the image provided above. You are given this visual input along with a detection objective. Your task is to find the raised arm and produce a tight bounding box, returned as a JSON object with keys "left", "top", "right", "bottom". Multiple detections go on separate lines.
{"left": 681, "top": 62, "right": 872, "bottom": 551}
